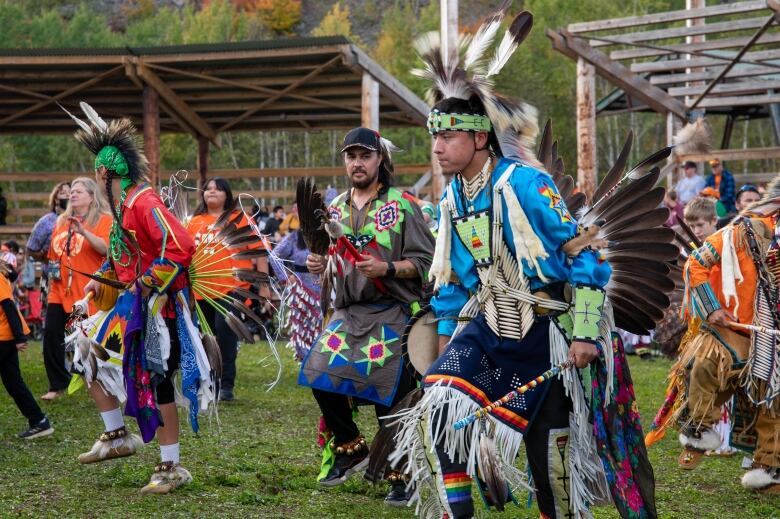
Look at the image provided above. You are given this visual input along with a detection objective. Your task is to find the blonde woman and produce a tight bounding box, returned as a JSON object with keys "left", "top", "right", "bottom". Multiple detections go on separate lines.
{"left": 41, "top": 177, "right": 111, "bottom": 401}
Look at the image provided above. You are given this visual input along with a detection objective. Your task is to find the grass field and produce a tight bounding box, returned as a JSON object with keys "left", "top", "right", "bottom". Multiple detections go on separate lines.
{"left": 1, "top": 343, "right": 779, "bottom": 518}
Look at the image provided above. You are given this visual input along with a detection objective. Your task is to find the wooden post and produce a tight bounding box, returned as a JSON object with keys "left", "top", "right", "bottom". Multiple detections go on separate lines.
{"left": 197, "top": 136, "right": 209, "bottom": 191}
{"left": 441, "top": 0, "right": 458, "bottom": 61}
{"left": 142, "top": 86, "right": 160, "bottom": 188}
{"left": 576, "top": 58, "right": 597, "bottom": 200}
{"left": 361, "top": 73, "right": 379, "bottom": 130}
{"left": 666, "top": 112, "right": 682, "bottom": 187}
{"left": 686, "top": 0, "right": 706, "bottom": 112}
{"left": 432, "top": 0, "right": 458, "bottom": 201}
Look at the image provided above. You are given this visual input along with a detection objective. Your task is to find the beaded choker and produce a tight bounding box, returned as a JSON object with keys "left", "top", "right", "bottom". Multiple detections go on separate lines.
{"left": 462, "top": 156, "right": 492, "bottom": 201}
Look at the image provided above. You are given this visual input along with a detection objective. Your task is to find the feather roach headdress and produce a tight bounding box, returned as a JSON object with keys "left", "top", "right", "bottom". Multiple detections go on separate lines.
{"left": 414, "top": 3, "right": 538, "bottom": 164}
{"left": 62, "top": 102, "right": 148, "bottom": 187}
{"left": 62, "top": 102, "right": 149, "bottom": 269}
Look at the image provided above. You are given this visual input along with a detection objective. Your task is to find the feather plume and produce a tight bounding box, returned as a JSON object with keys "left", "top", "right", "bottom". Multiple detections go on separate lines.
{"left": 597, "top": 184, "right": 665, "bottom": 227}
{"left": 230, "top": 249, "right": 268, "bottom": 261}
{"left": 221, "top": 227, "right": 258, "bottom": 247}
{"left": 223, "top": 311, "right": 254, "bottom": 343}
{"left": 592, "top": 132, "right": 632, "bottom": 202}
{"left": 233, "top": 268, "right": 270, "bottom": 285}
{"left": 92, "top": 343, "right": 110, "bottom": 362}
{"left": 366, "top": 387, "right": 423, "bottom": 483}
{"left": 537, "top": 120, "right": 554, "bottom": 172}
{"left": 224, "top": 235, "right": 262, "bottom": 250}
{"left": 606, "top": 227, "right": 675, "bottom": 245}
{"left": 603, "top": 208, "right": 670, "bottom": 236}
{"left": 608, "top": 258, "right": 671, "bottom": 276}
{"left": 605, "top": 242, "right": 679, "bottom": 262}
{"left": 80, "top": 102, "right": 108, "bottom": 133}
{"left": 202, "top": 333, "right": 223, "bottom": 378}
{"left": 673, "top": 118, "right": 711, "bottom": 156}
{"left": 463, "top": 0, "right": 511, "bottom": 71}
{"left": 214, "top": 210, "right": 244, "bottom": 234}
{"left": 58, "top": 103, "right": 91, "bottom": 134}
{"left": 379, "top": 137, "right": 402, "bottom": 155}
{"left": 296, "top": 177, "right": 331, "bottom": 256}
{"left": 486, "top": 11, "right": 533, "bottom": 77}
{"left": 64, "top": 264, "right": 129, "bottom": 289}
{"left": 675, "top": 214, "right": 702, "bottom": 249}
{"left": 228, "top": 286, "right": 264, "bottom": 302}
{"left": 477, "top": 423, "right": 508, "bottom": 511}
{"left": 413, "top": 31, "right": 470, "bottom": 103}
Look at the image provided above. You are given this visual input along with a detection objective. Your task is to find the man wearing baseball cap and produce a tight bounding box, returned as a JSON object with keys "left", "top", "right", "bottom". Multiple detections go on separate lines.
{"left": 675, "top": 160, "right": 706, "bottom": 205}
{"left": 299, "top": 127, "right": 434, "bottom": 505}
{"left": 705, "top": 158, "right": 736, "bottom": 213}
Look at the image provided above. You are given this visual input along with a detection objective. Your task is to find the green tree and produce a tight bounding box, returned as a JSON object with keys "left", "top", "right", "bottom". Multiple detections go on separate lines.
{"left": 182, "top": 0, "right": 248, "bottom": 44}
{"left": 251, "top": 0, "right": 301, "bottom": 35}
{"left": 312, "top": 2, "right": 363, "bottom": 47}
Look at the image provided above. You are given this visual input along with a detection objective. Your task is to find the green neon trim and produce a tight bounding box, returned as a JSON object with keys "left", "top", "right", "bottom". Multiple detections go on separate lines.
{"left": 427, "top": 110, "right": 492, "bottom": 134}
{"left": 573, "top": 286, "right": 605, "bottom": 341}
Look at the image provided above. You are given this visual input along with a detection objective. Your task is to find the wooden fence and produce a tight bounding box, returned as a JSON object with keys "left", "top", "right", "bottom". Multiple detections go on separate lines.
{"left": 0, "top": 164, "right": 432, "bottom": 236}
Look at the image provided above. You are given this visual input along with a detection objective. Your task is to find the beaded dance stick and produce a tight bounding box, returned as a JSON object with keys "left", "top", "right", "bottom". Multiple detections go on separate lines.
{"left": 728, "top": 321, "right": 780, "bottom": 337}
{"left": 453, "top": 359, "right": 575, "bottom": 430}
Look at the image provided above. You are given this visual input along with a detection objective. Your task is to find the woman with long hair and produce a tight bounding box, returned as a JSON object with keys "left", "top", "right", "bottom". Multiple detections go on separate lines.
{"left": 26, "top": 182, "right": 71, "bottom": 303}
{"left": 26, "top": 182, "right": 71, "bottom": 262}
{"left": 187, "top": 177, "right": 270, "bottom": 401}
{"left": 40, "top": 177, "right": 111, "bottom": 401}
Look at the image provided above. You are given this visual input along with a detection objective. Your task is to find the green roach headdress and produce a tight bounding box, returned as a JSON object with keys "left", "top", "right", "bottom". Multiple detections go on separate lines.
{"left": 62, "top": 102, "right": 148, "bottom": 189}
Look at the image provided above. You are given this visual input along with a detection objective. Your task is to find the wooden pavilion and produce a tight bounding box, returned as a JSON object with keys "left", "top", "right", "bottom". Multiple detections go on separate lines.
{"left": 0, "top": 36, "right": 430, "bottom": 234}
{"left": 549, "top": 0, "right": 780, "bottom": 197}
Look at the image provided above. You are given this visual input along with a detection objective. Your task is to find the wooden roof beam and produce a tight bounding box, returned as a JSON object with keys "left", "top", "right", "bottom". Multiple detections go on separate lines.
{"left": 611, "top": 32, "right": 780, "bottom": 61}
{"left": 135, "top": 61, "right": 219, "bottom": 147}
{"left": 0, "top": 65, "right": 123, "bottom": 127}
{"left": 668, "top": 78, "right": 780, "bottom": 96}
{"left": 587, "top": 16, "right": 770, "bottom": 48}
{"left": 342, "top": 45, "right": 428, "bottom": 124}
{"left": 568, "top": 0, "right": 766, "bottom": 33}
{"left": 144, "top": 62, "right": 366, "bottom": 118}
{"left": 678, "top": 146, "right": 780, "bottom": 162}
{"left": 630, "top": 47, "right": 780, "bottom": 74}
{"left": 692, "top": 92, "right": 780, "bottom": 108}
{"left": 217, "top": 55, "right": 342, "bottom": 132}
{"left": 690, "top": 12, "right": 777, "bottom": 110}
{"left": 650, "top": 64, "right": 780, "bottom": 85}
{"left": 548, "top": 29, "right": 687, "bottom": 119}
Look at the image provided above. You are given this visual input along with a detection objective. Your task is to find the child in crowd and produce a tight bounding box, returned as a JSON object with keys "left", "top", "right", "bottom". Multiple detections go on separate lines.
{"left": 684, "top": 196, "right": 719, "bottom": 244}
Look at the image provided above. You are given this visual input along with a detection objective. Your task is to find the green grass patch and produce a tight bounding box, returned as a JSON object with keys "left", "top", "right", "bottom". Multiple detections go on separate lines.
{"left": 1, "top": 344, "right": 778, "bottom": 517}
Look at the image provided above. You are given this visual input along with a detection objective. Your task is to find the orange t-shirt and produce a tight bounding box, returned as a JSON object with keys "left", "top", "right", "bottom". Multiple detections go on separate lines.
{"left": 0, "top": 275, "right": 29, "bottom": 340}
{"left": 47, "top": 213, "right": 112, "bottom": 312}
{"left": 186, "top": 211, "right": 264, "bottom": 300}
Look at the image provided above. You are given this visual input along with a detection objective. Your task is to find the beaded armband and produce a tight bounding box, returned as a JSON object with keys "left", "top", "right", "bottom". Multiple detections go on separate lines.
{"left": 690, "top": 241, "right": 720, "bottom": 268}
{"left": 572, "top": 286, "right": 605, "bottom": 342}
{"left": 140, "top": 258, "right": 183, "bottom": 294}
{"left": 690, "top": 281, "right": 721, "bottom": 319}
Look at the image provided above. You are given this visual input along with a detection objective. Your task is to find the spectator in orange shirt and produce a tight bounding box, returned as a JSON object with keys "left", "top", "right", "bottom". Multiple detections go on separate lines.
{"left": 279, "top": 202, "right": 299, "bottom": 237}
{"left": 187, "top": 178, "right": 269, "bottom": 401}
{"left": 40, "top": 177, "right": 111, "bottom": 401}
{"left": 0, "top": 261, "right": 53, "bottom": 439}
